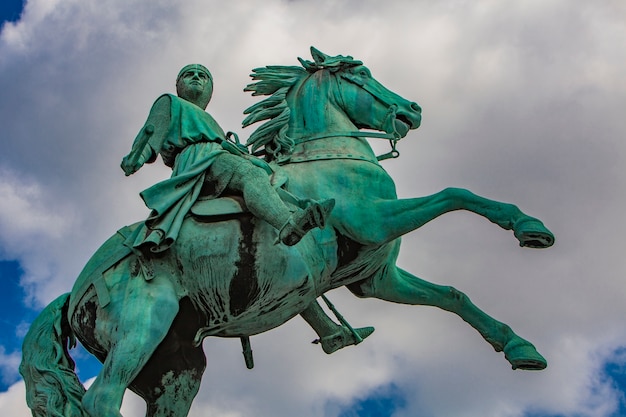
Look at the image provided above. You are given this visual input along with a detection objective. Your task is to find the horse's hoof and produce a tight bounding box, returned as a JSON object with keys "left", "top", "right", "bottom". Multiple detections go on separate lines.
{"left": 315, "top": 326, "right": 375, "bottom": 354}
{"left": 513, "top": 217, "right": 555, "bottom": 248}
{"left": 503, "top": 338, "right": 547, "bottom": 371}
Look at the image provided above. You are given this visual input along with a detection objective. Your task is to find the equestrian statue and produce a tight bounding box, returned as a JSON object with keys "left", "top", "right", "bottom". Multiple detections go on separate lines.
{"left": 20, "top": 47, "right": 555, "bottom": 417}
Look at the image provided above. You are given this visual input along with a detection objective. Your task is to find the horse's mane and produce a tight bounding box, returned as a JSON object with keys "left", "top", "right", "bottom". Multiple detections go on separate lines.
{"left": 242, "top": 66, "right": 305, "bottom": 162}
{"left": 243, "top": 47, "right": 362, "bottom": 162}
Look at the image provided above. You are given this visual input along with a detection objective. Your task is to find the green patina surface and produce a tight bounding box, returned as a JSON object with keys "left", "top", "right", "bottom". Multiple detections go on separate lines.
{"left": 20, "top": 47, "right": 555, "bottom": 417}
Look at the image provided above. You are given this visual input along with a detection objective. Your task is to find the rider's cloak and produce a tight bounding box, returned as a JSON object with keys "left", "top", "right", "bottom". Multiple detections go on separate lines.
{"left": 125, "top": 94, "right": 229, "bottom": 252}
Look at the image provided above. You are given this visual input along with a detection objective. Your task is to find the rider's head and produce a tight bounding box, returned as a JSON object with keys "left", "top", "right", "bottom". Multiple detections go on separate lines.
{"left": 176, "top": 64, "right": 213, "bottom": 109}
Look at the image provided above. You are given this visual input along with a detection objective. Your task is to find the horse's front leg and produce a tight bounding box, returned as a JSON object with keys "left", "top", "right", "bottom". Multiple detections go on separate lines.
{"left": 342, "top": 187, "right": 554, "bottom": 247}
{"left": 349, "top": 265, "right": 547, "bottom": 370}
{"left": 82, "top": 271, "right": 180, "bottom": 417}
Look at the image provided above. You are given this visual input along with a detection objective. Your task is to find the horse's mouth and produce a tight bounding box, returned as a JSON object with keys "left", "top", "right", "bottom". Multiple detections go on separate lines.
{"left": 394, "top": 115, "right": 413, "bottom": 136}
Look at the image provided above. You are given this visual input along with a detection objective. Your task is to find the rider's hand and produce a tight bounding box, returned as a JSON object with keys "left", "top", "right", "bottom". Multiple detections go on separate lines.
{"left": 121, "top": 155, "right": 142, "bottom": 176}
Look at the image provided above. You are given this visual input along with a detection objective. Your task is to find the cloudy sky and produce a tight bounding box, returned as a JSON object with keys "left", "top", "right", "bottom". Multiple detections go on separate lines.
{"left": 1, "top": 0, "right": 625, "bottom": 416}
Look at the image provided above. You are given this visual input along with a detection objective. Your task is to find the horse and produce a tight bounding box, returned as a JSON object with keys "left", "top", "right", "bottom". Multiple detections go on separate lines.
{"left": 20, "top": 47, "right": 555, "bottom": 417}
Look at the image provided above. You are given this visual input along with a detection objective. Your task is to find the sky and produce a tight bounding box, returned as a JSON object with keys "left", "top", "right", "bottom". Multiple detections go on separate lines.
{"left": 0, "top": 0, "right": 625, "bottom": 416}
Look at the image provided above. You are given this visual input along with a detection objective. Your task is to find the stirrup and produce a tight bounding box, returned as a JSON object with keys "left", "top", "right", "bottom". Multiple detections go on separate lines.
{"left": 313, "top": 326, "right": 375, "bottom": 354}
{"left": 277, "top": 199, "right": 335, "bottom": 246}
{"left": 312, "top": 294, "right": 375, "bottom": 354}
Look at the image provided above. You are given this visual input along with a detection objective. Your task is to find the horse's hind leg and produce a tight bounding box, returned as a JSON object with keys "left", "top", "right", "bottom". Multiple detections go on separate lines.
{"left": 81, "top": 272, "right": 180, "bottom": 417}
{"left": 349, "top": 265, "right": 546, "bottom": 370}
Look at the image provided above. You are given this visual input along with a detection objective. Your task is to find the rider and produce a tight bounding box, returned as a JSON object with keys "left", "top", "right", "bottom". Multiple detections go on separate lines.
{"left": 121, "top": 64, "right": 334, "bottom": 253}
{"left": 121, "top": 64, "right": 372, "bottom": 354}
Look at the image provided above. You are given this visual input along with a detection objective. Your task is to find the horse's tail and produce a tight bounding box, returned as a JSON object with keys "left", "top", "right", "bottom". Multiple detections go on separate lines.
{"left": 19, "top": 293, "right": 88, "bottom": 417}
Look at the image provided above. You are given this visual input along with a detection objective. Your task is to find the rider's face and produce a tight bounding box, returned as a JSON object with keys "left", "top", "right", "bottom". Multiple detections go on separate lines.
{"left": 177, "top": 68, "right": 213, "bottom": 106}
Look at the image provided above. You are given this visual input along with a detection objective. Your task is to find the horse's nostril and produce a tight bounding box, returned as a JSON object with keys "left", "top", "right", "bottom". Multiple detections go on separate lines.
{"left": 411, "top": 102, "right": 421, "bottom": 113}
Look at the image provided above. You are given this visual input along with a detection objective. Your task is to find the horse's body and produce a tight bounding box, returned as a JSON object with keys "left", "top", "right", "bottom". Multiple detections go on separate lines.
{"left": 20, "top": 48, "right": 555, "bottom": 417}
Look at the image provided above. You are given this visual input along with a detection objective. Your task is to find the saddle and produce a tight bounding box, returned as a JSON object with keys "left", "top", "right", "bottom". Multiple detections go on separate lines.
{"left": 190, "top": 186, "right": 305, "bottom": 221}
{"left": 190, "top": 195, "right": 248, "bottom": 219}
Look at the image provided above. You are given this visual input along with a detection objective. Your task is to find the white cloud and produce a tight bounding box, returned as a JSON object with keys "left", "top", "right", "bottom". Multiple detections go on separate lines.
{"left": 1, "top": 0, "right": 626, "bottom": 416}
{"left": 0, "top": 380, "right": 30, "bottom": 417}
{"left": 0, "top": 170, "right": 71, "bottom": 251}
{"left": 0, "top": 347, "right": 21, "bottom": 387}
{"left": 0, "top": 170, "right": 79, "bottom": 306}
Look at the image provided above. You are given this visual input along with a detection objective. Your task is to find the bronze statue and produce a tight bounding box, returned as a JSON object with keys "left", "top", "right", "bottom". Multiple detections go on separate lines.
{"left": 20, "top": 48, "right": 554, "bottom": 417}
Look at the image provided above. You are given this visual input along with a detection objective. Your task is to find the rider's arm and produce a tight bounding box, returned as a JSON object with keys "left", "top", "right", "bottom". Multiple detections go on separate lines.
{"left": 121, "top": 96, "right": 171, "bottom": 176}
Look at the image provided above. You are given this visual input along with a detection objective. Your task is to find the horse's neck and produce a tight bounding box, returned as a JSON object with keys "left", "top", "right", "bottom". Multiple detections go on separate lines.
{"left": 288, "top": 97, "right": 377, "bottom": 159}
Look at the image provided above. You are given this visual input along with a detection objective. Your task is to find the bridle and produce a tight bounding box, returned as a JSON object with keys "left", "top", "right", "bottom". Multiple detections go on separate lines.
{"left": 295, "top": 69, "right": 403, "bottom": 161}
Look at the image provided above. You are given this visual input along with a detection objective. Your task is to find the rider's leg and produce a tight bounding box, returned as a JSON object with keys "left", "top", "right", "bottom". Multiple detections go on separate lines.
{"left": 300, "top": 300, "right": 374, "bottom": 354}
{"left": 336, "top": 187, "right": 554, "bottom": 248}
{"left": 220, "top": 156, "right": 334, "bottom": 245}
{"left": 82, "top": 272, "right": 180, "bottom": 417}
{"left": 348, "top": 263, "right": 546, "bottom": 370}
{"left": 227, "top": 161, "right": 292, "bottom": 228}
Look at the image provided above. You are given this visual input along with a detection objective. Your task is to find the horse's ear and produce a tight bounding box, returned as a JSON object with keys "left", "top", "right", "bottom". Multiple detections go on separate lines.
{"left": 310, "top": 46, "right": 329, "bottom": 65}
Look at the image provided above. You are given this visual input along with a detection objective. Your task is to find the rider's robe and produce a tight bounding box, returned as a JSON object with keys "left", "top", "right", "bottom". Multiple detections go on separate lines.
{"left": 125, "top": 94, "right": 231, "bottom": 252}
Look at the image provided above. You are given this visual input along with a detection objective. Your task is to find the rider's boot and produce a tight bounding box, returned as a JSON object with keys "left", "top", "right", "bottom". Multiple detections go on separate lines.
{"left": 314, "top": 326, "right": 375, "bottom": 354}
{"left": 278, "top": 199, "right": 335, "bottom": 246}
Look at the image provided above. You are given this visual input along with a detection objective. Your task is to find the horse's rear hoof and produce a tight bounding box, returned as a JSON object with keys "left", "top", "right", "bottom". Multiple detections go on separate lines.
{"left": 510, "top": 358, "right": 547, "bottom": 371}
{"left": 514, "top": 217, "right": 555, "bottom": 248}
{"left": 504, "top": 338, "right": 547, "bottom": 371}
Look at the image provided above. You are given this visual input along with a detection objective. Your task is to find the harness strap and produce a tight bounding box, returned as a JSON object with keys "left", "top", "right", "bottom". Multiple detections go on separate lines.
{"left": 283, "top": 152, "right": 380, "bottom": 166}
{"left": 294, "top": 131, "right": 401, "bottom": 162}
{"left": 299, "top": 130, "right": 396, "bottom": 143}
{"left": 67, "top": 228, "right": 135, "bottom": 319}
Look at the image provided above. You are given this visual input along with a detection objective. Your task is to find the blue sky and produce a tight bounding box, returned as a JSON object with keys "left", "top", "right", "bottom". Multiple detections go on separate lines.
{"left": 0, "top": 0, "right": 22, "bottom": 23}
{"left": 0, "top": 261, "right": 31, "bottom": 389}
{"left": 1, "top": 1, "right": 626, "bottom": 416}
{"left": 0, "top": 260, "right": 102, "bottom": 388}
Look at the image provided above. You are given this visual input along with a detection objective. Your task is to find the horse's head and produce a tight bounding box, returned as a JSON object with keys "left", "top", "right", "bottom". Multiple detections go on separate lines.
{"left": 300, "top": 47, "right": 422, "bottom": 139}
{"left": 244, "top": 47, "right": 422, "bottom": 162}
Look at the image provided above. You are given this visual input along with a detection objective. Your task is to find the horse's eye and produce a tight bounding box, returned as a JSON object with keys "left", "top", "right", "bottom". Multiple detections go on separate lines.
{"left": 359, "top": 70, "right": 369, "bottom": 78}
